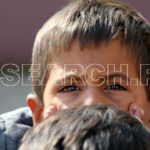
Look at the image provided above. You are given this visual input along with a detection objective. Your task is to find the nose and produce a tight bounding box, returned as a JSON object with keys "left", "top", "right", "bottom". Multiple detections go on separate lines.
{"left": 81, "top": 87, "right": 111, "bottom": 105}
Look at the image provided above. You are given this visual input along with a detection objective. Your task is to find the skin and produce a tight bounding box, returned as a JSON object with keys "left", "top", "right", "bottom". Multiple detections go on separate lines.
{"left": 27, "top": 38, "right": 150, "bottom": 128}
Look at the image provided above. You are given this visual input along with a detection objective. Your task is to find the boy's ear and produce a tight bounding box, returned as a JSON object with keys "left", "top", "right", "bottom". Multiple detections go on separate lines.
{"left": 27, "top": 94, "right": 43, "bottom": 126}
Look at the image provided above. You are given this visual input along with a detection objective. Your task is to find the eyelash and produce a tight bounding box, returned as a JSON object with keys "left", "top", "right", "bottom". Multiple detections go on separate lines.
{"left": 104, "top": 84, "right": 127, "bottom": 91}
{"left": 58, "top": 83, "right": 127, "bottom": 93}
{"left": 58, "top": 85, "right": 81, "bottom": 93}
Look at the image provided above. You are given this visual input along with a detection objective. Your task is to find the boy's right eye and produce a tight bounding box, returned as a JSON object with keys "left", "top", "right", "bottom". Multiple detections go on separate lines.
{"left": 58, "top": 85, "right": 81, "bottom": 93}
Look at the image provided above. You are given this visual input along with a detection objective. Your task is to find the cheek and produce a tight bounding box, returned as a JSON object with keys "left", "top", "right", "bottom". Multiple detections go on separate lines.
{"left": 56, "top": 92, "right": 81, "bottom": 107}
{"left": 131, "top": 87, "right": 148, "bottom": 112}
{"left": 43, "top": 98, "right": 69, "bottom": 119}
{"left": 105, "top": 92, "right": 134, "bottom": 110}
{"left": 127, "top": 88, "right": 150, "bottom": 124}
{"left": 44, "top": 96, "right": 69, "bottom": 111}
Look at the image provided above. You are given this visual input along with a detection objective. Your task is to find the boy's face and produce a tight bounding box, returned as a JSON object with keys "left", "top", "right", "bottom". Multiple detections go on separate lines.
{"left": 31, "top": 38, "right": 150, "bottom": 128}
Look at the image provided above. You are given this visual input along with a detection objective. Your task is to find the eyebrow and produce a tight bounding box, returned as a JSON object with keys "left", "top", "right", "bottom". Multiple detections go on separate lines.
{"left": 105, "top": 73, "right": 130, "bottom": 83}
{"left": 55, "top": 74, "right": 86, "bottom": 86}
{"left": 55, "top": 73, "right": 130, "bottom": 86}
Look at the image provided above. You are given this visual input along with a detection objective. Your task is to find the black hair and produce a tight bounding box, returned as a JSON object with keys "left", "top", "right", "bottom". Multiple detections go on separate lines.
{"left": 19, "top": 103, "right": 150, "bottom": 150}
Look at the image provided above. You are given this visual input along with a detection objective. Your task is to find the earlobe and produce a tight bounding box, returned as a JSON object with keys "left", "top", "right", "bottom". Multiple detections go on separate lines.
{"left": 27, "top": 94, "right": 43, "bottom": 126}
{"left": 27, "top": 98, "right": 34, "bottom": 113}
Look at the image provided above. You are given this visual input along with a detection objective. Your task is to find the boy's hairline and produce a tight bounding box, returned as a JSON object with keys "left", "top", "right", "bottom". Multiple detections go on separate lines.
{"left": 32, "top": 35, "right": 144, "bottom": 103}
{"left": 31, "top": 0, "right": 150, "bottom": 103}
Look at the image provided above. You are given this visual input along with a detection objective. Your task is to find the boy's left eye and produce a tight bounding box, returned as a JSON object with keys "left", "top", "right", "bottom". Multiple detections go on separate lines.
{"left": 104, "top": 84, "right": 127, "bottom": 91}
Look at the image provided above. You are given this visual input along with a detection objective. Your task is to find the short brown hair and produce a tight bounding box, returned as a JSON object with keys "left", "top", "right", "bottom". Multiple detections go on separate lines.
{"left": 31, "top": 0, "right": 150, "bottom": 103}
{"left": 19, "top": 104, "right": 150, "bottom": 150}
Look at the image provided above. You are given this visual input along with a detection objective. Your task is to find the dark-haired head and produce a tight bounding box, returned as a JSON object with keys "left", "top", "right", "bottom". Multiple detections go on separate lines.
{"left": 19, "top": 104, "right": 150, "bottom": 150}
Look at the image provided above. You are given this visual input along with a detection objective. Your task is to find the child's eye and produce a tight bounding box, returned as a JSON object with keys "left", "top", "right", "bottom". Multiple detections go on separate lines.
{"left": 104, "top": 84, "right": 127, "bottom": 91}
{"left": 58, "top": 85, "right": 81, "bottom": 93}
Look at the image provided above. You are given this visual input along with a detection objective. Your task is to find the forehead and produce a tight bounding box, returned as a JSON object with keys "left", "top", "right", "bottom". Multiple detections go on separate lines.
{"left": 50, "top": 38, "right": 137, "bottom": 76}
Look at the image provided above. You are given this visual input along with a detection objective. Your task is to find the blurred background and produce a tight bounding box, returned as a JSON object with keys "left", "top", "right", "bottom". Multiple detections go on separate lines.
{"left": 0, "top": 0, "right": 150, "bottom": 114}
